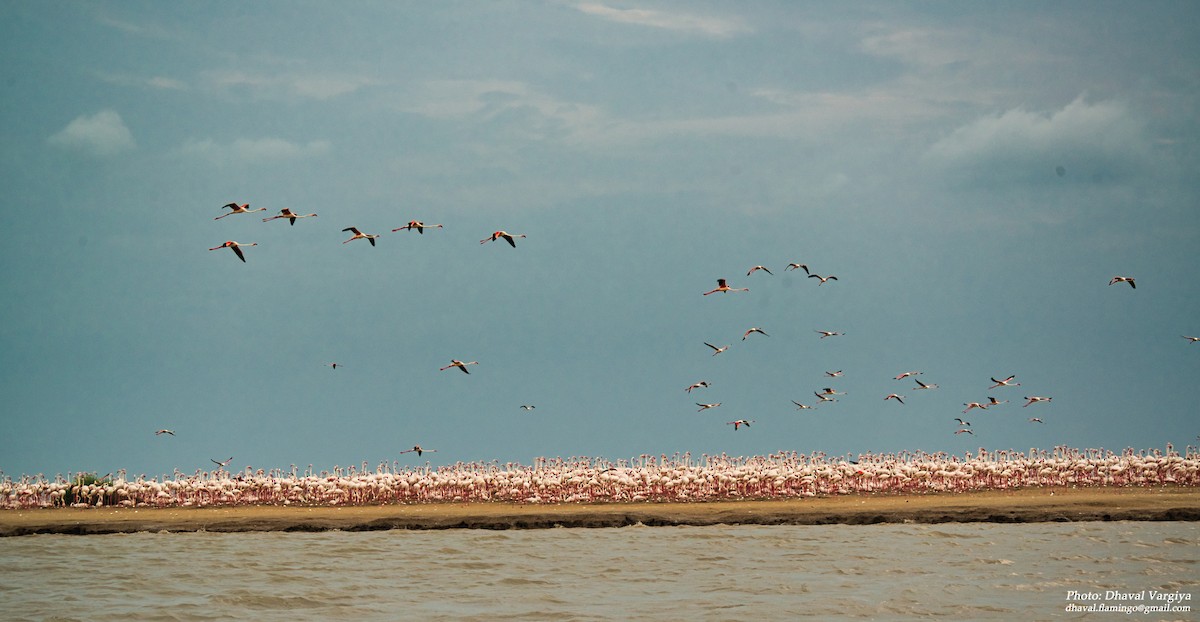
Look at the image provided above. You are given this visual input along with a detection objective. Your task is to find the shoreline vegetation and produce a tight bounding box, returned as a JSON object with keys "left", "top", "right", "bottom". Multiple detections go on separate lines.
{"left": 2, "top": 487, "right": 1198, "bottom": 536}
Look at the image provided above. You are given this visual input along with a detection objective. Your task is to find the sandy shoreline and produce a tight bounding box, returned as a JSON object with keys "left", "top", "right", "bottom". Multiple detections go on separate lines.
{"left": 2, "top": 487, "right": 1197, "bottom": 536}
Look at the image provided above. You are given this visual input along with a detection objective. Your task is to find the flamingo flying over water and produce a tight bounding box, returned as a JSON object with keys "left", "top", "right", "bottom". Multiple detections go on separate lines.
{"left": 1108, "top": 276, "right": 1136, "bottom": 288}
{"left": 480, "top": 231, "right": 525, "bottom": 247}
{"left": 727, "top": 419, "right": 754, "bottom": 430}
{"left": 214, "top": 203, "right": 265, "bottom": 220}
{"left": 342, "top": 227, "right": 380, "bottom": 246}
{"left": 440, "top": 360, "right": 478, "bottom": 374}
{"left": 208, "top": 240, "right": 257, "bottom": 262}
{"left": 211, "top": 457, "right": 233, "bottom": 468}
{"left": 400, "top": 445, "right": 436, "bottom": 456}
{"left": 262, "top": 208, "right": 317, "bottom": 225}
{"left": 703, "top": 278, "right": 749, "bottom": 295}
{"left": 393, "top": 220, "right": 443, "bottom": 234}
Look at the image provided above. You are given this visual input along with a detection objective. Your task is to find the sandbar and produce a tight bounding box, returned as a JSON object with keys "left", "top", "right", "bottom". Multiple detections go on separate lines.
{"left": 2, "top": 487, "right": 1197, "bottom": 536}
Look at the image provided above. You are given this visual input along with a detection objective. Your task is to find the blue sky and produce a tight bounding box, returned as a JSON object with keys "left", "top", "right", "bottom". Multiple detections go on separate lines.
{"left": 2, "top": 2, "right": 1198, "bottom": 479}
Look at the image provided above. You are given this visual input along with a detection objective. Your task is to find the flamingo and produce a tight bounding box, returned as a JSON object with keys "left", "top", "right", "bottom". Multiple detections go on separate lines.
{"left": 214, "top": 203, "right": 265, "bottom": 220}
{"left": 986, "top": 397, "right": 1008, "bottom": 407}
{"left": 326, "top": 362, "right": 343, "bottom": 370}
{"left": 815, "top": 330, "right": 843, "bottom": 339}
{"left": 342, "top": 227, "right": 380, "bottom": 246}
{"left": 825, "top": 370, "right": 844, "bottom": 378}
{"left": 480, "top": 231, "right": 525, "bottom": 247}
{"left": 392, "top": 220, "right": 443, "bottom": 234}
{"left": 963, "top": 402, "right": 989, "bottom": 413}
{"left": 696, "top": 402, "right": 722, "bottom": 412}
{"left": 746, "top": 265, "right": 773, "bottom": 276}
{"left": 727, "top": 419, "right": 754, "bottom": 430}
{"left": 685, "top": 381, "right": 711, "bottom": 393}
{"left": 704, "top": 342, "right": 730, "bottom": 356}
{"left": 814, "top": 392, "right": 837, "bottom": 403}
{"left": 784, "top": 263, "right": 809, "bottom": 274}
{"left": 953, "top": 418, "right": 971, "bottom": 426}
{"left": 808, "top": 274, "right": 838, "bottom": 285}
{"left": 262, "top": 208, "right": 316, "bottom": 225}
{"left": 1023, "top": 396, "right": 1052, "bottom": 407}
{"left": 913, "top": 379, "right": 938, "bottom": 390}
{"left": 208, "top": 240, "right": 257, "bottom": 262}
{"left": 894, "top": 371, "right": 922, "bottom": 380}
{"left": 1183, "top": 336, "right": 1200, "bottom": 343}
{"left": 742, "top": 327, "right": 768, "bottom": 340}
{"left": 1108, "top": 276, "right": 1136, "bottom": 289}
{"left": 791, "top": 400, "right": 815, "bottom": 410}
{"left": 520, "top": 405, "right": 536, "bottom": 411}
{"left": 400, "top": 445, "right": 436, "bottom": 457}
{"left": 211, "top": 457, "right": 233, "bottom": 468}
{"left": 703, "top": 278, "right": 749, "bottom": 295}
{"left": 1028, "top": 418, "right": 1044, "bottom": 423}
{"left": 154, "top": 429, "right": 174, "bottom": 436}
{"left": 440, "top": 360, "right": 478, "bottom": 374}
{"left": 989, "top": 375, "right": 1020, "bottom": 389}
{"left": 954, "top": 429, "right": 974, "bottom": 435}
{"left": 884, "top": 394, "right": 905, "bottom": 404}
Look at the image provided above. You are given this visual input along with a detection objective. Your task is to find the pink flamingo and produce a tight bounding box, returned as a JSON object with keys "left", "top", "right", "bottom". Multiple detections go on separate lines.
{"left": 894, "top": 371, "right": 922, "bottom": 380}
{"left": 440, "top": 360, "right": 478, "bottom": 374}
{"left": 884, "top": 394, "right": 905, "bottom": 404}
{"left": 791, "top": 400, "right": 815, "bottom": 410}
{"left": 262, "top": 208, "right": 316, "bottom": 225}
{"left": 913, "top": 379, "right": 938, "bottom": 390}
{"left": 1182, "top": 336, "right": 1199, "bottom": 343}
{"left": 685, "top": 381, "right": 711, "bottom": 393}
{"left": 815, "top": 330, "right": 843, "bottom": 339}
{"left": 727, "top": 419, "right": 754, "bottom": 430}
{"left": 154, "top": 429, "right": 174, "bottom": 436}
{"left": 704, "top": 342, "right": 730, "bottom": 356}
{"left": 1029, "top": 418, "right": 1044, "bottom": 423}
{"left": 1023, "top": 396, "right": 1052, "bottom": 407}
{"left": 986, "top": 397, "right": 1008, "bottom": 407}
{"left": 215, "top": 203, "right": 265, "bottom": 220}
{"left": 342, "top": 227, "right": 380, "bottom": 246}
{"left": 989, "top": 375, "right": 1020, "bottom": 389}
{"left": 208, "top": 240, "right": 256, "bottom": 262}
{"left": 808, "top": 274, "right": 838, "bottom": 285}
{"left": 742, "top": 327, "right": 768, "bottom": 340}
{"left": 400, "top": 445, "right": 436, "bottom": 457}
{"left": 1108, "top": 276, "right": 1136, "bottom": 289}
{"left": 696, "top": 402, "right": 722, "bottom": 412}
{"left": 393, "top": 220, "right": 443, "bottom": 234}
{"left": 746, "top": 265, "right": 773, "bottom": 276}
{"left": 480, "top": 231, "right": 525, "bottom": 247}
{"left": 784, "top": 263, "right": 809, "bottom": 274}
{"left": 825, "top": 370, "right": 844, "bottom": 378}
{"left": 954, "top": 429, "right": 974, "bottom": 435}
{"left": 963, "top": 402, "right": 989, "bottom": 413}
{"left": 703, "top": 278, "right": 748, "bottom": 295}
{"left": 211, "top": 457, "right": 233, "bottom": 468}
{"left": 953, "top": 418, "right": 970, "bottom": 426}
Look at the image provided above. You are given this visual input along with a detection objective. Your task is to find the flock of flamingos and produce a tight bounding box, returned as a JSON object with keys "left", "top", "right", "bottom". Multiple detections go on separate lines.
{"left": 4, "top": 202, "right": 1196, "bottom": 510}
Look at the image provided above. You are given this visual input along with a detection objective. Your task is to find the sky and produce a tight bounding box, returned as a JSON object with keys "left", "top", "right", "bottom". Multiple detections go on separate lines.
{"left": 2, "top": 1, "right": 1198, "bottom": 479}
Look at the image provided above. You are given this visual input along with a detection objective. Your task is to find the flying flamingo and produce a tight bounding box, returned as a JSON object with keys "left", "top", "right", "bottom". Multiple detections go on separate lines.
{"left": 913, "top": 379, "right": 938, "bottom": 390}
{"left": 214, "top": 203, "right": 265, "bottom": 220}
{"left": 953, "top": 418, "right": 971, "bottom": 426}
{"left": 818, "top": 387, "right": 845, "bottom": 397}
{"left": 986, "top": 397, "right": 1008, "bottom": 407}
{"left": 1023, "top": 396, "right": 1052, "bottom": 407}
{"left": 814, "top": 392, "right": 837, "bottom": 403}
{"left": 727, "top": 419, "right": 754, "bottom": 430}
{"left": 954, "top": 429, "right": 974, "bottom": 435}
{"left": 791, "top": 400, "right": 815, "bottom": 410}
{"left": 884, "top": 394, "right": 905, "bottom": 404}
{"left": 211, "top": 457, "right": 233, "bottom": 468}
{"left": 1028, "top": 418, "right": 1044, "bottom": 423}
{"left": 393, "top": 220, "right": 443, "bottom": 234}
{"left": 808, "top": 274, "right": 838, "bottom": 285}
{"left": 520, "top": 405, "right": 536, "bottom": 411}
{"left": 825, "top": 370, "right": 844, "bottom": 378}
{"left": 342, "top": 227, "right": 380, "bottom": 246}
{"left": 440, "top": 360, "right": 478, "bottom": 374}
{"left": 696, "top": 402, "right": 722, "bottom": 412}
{"left": 1183, "top": 336, "right": 1200, "bottom": 343}
{"left": 895, "top": 371, "right": 922, "bottom": 380}
{"left": 815, "top": 330, "right": 844, "bottom": 339}
{"left": 685, "top": 381, "right": 711, "bottom": 393}
{"left": 326, "top": 362, "right": 343, "bottom": 370}
{"left": 262, "top": 208, "right": 317, "bottom": 225}
{"left": 703, "top": 278, "right": 749, "bottom": 295}
{"left": 742, "top": 327, "right": 768, "bottom": 340}
{"left": 154, "top": 429, "right": 174, "bottom": 436}
{"left": 704, "top": 342, "right": 730, "bottom": 356}
{"left": 400, "top": 445, "right": 436, "bottom": 457}
{"left": 1108, "top": 276, "right": 1136, "bottom": 289}
{"left": 480, "top": 231, "right": 526, "bottom": 247}
{"left": 208, "top": 240, "right": 257, "bottom": 262}
{"left": 963, "top": 402, "right": 989, "bottom": 413}
{"left": 989, "top": 375, "right": 1020, "bottom": 389}
{"left": 784, "top": 263, "right": 809, "bottom": 274}
{"left": 746, "top": 265, "right": 773, "bottom": 276}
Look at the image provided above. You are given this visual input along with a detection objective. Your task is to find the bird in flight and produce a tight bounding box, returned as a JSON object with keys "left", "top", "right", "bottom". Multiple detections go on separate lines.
{"left": 520, "top": 405, "right": 536, "bottom": 411}
{"left": 696, "top": 402, "right": 722, "bottom": 412}
{"left": 818, "top": 387, "right": 845, "bottom": 397}
{"left": 685, "top": 380, "right": 711, "bottom": 393}
{"left": 953, "top": 418, "right": 971, "bottom": 426}
{"left": 342, "top": 227, "right": 380, "bottom": 246}
{"left": 814, "top": 392, "right": 837, "bottom": 403}
{"left": 989, "top": 375, "right": 1020, "bottom": 389}
{"left": 211, "top": 457, "right": 233, "bottom": 468}
{"left": 326, "top": 362, "right": 343, "bottom": 370}
{"left": 963, "top": 402, "right": 989, "bottom": 413}
{"left": 791, "top": 400, "right": 815, "bottom": 410}
{"left": 1028, "top": 418, "right": 1044, "bottom": 423}
{"left": 808, "top": 274, "right": 838, "bottom": 285}
{"left": 884, "top": 394, "right": 905, "bottom": 404}
{"left": 262, "top": 208, "right": 317, "bottom": 225}
{"left": 208, "top": 240, "right": 257, "bottom": 262}
{"left": 154, "top": 429, "right": 174, "bottom": 436}
{"left": 215, "top": 203, "right": 265, "bottom": 220}
{"left": 986, "top": 397, "right": 1008, "bottom": 407}
{"left": 784, "top": 263, "right": 809, "bottom": 274}
{"left": 954, "top": 429, "right": 974, "bottom": 435}
{"left": 1183, "top": 336, "right": 1200, "bottom": 343}
{"left": 825, "top": 371, "right": 844, "bottom": 378}
{"left": 746, "top": 265, "right": 773, "bottom": 276}
{"left": 704, "top": 342, "right": 730, "bottom": 356}
{"left": 913, "top": 379, "right": 938, "bottom": 390}
{"left": 815, "top": 330, "right": 844, "bottom": 339}
{"left": 400, "top": 445, "right": 436, "bottom": 457}
{"left": 727, "top": 419, "right": 754, "bottom": 430}
{"left": 1023, "top": 396, "right": 1052, "bottom": 407}
{"left": 480, "top": 230, "right": 526, "bottom": 247}
{"left": 1108, "top": 276, "right": 1136, "bottom": 289}
{"left": 393, "top": 220, "right": 443, "bottom": 234}
{"left": 742, "top": 327, "right": 769, "bottom": 340}
{"left": 894, "top": 371, "right": 922, "bottom": 381}
{"left": 703, "top": 278, "right": 749, "bottom": 295}
{"left": 440, "top": 360, "right": 479, "bottom": 374}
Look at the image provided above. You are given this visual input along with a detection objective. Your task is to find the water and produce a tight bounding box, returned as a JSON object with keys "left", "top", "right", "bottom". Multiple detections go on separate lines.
{"left": 1, "top": 523, "right": 1196, "bottom": 621}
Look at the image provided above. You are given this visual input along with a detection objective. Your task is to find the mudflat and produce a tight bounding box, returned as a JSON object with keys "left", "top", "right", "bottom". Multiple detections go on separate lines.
{"left": 2, "top": 487, "right": 1197, "bottom": 536}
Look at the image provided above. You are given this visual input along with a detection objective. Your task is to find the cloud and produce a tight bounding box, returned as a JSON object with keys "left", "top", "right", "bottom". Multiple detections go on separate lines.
{"left": 923, "top": 96, "right": 1150, "bottom": 184}
{"left": 400, "top": 79, "right": 604, "bottom": 141}
{"left": 576, "top": 3, "right": 750, "bottom": 38}
{"left": 47, "top": 109, "right": 135, "bottom": 156}
{"left": 181, "top": 137, "right": 331, "bottom": 162}
{"left": 203, "top": 70, "right": 377, "bottom": 100}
